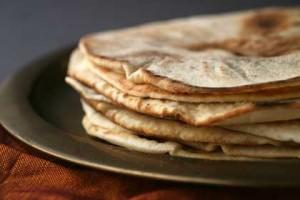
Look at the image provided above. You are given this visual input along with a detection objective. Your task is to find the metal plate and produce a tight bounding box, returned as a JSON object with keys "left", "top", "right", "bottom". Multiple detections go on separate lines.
{"left": 1, "top": 47, "right": 300, "bottom": 187}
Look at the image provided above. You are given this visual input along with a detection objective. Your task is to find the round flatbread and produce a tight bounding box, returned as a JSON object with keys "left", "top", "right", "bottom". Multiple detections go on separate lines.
{"left": 80, "top": 7, "right": 300, "bottom": 94}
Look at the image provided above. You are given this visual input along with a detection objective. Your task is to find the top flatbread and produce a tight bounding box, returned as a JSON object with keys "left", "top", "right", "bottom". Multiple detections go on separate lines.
{"left": 67, "top": 50, "right": 300, "bottom": 125}
{"left": 79, "top": 50, "right": 300, "bottom": 103}
{"left": 80, "top": 7, "right": 300, "bottom": 94}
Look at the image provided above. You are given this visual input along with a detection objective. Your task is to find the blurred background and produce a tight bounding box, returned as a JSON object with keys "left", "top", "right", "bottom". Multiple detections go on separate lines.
{"left": 0, "top": 0, "right": 299, "bottom": 81}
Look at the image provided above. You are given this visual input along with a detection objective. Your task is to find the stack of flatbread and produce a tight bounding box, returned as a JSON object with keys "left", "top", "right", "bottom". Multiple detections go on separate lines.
{"left": 66, "top": 7, "right": 300, "bottom": 160}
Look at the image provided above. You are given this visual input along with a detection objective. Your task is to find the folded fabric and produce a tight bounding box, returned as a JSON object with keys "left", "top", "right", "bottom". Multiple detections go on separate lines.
{"left": 2, "top": 125, "right": 300, "bottom": 199}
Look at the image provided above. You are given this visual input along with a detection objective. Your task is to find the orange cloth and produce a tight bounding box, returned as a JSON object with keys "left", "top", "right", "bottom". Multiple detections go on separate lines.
{"left": 0, "top": 125, "right": 299, "bottom": 200}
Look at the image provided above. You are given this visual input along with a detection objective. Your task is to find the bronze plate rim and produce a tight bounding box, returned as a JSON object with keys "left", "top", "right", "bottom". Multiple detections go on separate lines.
{"left": 1, "top": 46, "right": 300, "bottom": 187}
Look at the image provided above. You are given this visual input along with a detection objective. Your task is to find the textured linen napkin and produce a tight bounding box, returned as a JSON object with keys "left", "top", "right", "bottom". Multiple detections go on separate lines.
{"left": 0, "top": 125, "right": 299, "bottom": 200}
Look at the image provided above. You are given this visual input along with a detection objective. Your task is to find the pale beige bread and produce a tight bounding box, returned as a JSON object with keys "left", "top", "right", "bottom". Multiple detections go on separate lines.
{"left": 127, "top": 51, "right": 300, "bottom": 94}
{"left": 81, "top": 101, "right": 259, "bottom": 160}
{"left": 83, "top": 117, "right": 179, "bottom": 153}
{"left": 83, "top": 116, "right": 254, "bottom": 161}
{"left": 84, "top": 116, "right": 300, "bottom": 159}
{"left": 82, "top": 101, "right": 180, "bottom": 153}
{"left": 67, "top": 50, "right": 300, "bottom": 125}
{"left": 80, "top": 7, "right": 300, "bottom": 94}
{"left": 170, "top": 149, "right": 257, "bottom": 161}
{"left": 66, "top": 77, "right": 111, "bottom": 103}
{"left": 66, "top": 53, "right": 300, "bottom": 125}
{"left": 225, "top": 120, "right": 300, "bottom": 143}
{"left": 83, "top": 100, "right": 221, "bottom": 153}
{"left": 65, "top": 76, "right": 250, "bottom": 126}
{"left": 221, "top": 145, "right": 300, "bottom": 158}
{"left": 65, "top": 68, "right": 254, "bottom": 126}
{"left": 83, "top": 98, "right": 280, "bottom": 146}
{"left": 214, "top": 105, "right": 300, "bottom": 125}
{"left": 85, "top": 52, "right": 300, "bottom": 103}
{"left": 68, "top": 7, "right": 300, "bottom": 160}
{"left": 129, "top": 68, "right": 300, "bottom": 95}
{"left": 72, "top": 80, "right": 300, "bottom": 144}
{"left": 74, "top": 80, "right": 300, "bottom": 144}
{"left": 66, "top": 75, "right": 300, "bottom": 126}
{"left": 179, "top": 142, "right": 300, "bottom": 159}
{"left": 82, "top": 101, "right": 300, "bottom": 159}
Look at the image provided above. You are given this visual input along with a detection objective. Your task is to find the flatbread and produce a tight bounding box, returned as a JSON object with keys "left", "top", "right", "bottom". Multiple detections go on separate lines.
{"left": 214, "top": 105, "right": 300, "bottom": 125}
{"left": 82, "top": 101, "right": 180, "bottom": 153}
{"left": 80, "top": 7, "right": 300, "bottom": 95}
{"left": 82, "top": 101, "right": 300, "bottom": 159}
{"left": 81, "top": 101, "right": 254, "bottom": 160}
{"left": 127, "top": 51, "right": 300, "bottom": 94}
{"left": 83, "top": 98, "right": 279, "bottom": 146}
{"left": 66, "top": 75, "right": 300, "bottom": 126}
{"left": 83, "top": 100, "right": 221, "bottom": 153}
{"left": 221, "top": 145, "right": 300, "bottom": 158}
{"left": 71, "top": 79, "right": 300, "bottom": 144}
{"left": 66, "top": 52, "right": 300, "bottom": 125}
{"left": 83, "top": 50, "right": 300, "bottom": 103}
{"left": 73, "top": 79, "right": 300, "bottom": 143}
{"left": 68, "top": 7, "right": 300, "bottom": 160}
{"left": 82, "top": 116, "right": 252, "bottom": 160}
{"left": 226, "top": 120, "right": 300, "bottom": 143}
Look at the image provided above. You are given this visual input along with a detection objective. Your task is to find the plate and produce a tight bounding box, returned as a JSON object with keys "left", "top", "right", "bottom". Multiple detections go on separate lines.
{"left": 1, "top": 46, "right": 300, "bottom": 187}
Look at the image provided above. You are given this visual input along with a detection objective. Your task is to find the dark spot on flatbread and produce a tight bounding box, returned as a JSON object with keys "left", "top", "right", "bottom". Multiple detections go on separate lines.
{"left": 189, "top": 9, "right": 300, "bottom": 56}
{"left": 187, "top": 36, "right": 300, "bottom": 57}
{"left": 242, "top": 9, "right": 291, "bottom": 35}
{"left": 221, "top": 36, "right": 300, "bottom": 56}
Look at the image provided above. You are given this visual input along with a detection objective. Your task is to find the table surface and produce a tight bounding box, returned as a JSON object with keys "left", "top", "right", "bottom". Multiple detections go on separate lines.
{"left": 0, "top": 0, "right": 299, "bottom": 82}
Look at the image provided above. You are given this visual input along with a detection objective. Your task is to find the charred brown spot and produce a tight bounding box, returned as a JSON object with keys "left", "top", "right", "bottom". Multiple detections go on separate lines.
{"left": 187, "top": 9, "right": 300, "bottom": 56}
{"left": 242, "top": 10, "right": 291, "bottom": 35}
{"left": 222, "top": 36, "right": 300, "bottom": 56}
{"left": 188, "top": 35, "right": 300, "bottom": 57}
